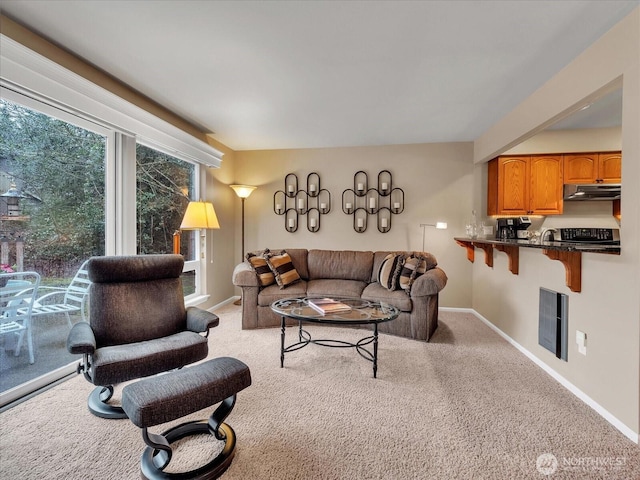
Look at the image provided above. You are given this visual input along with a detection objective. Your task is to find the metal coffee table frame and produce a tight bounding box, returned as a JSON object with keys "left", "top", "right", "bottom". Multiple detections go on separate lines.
{"left": 271, "top": 297, "right": 399, "bottom": 378}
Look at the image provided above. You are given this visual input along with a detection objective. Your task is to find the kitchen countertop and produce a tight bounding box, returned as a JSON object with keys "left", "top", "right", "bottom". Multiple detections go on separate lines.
{"left": 453, "top": 237, "right": 620, "bottom": 255}
{"left": 453, "top": 236, "right": 619, "bottom": 292}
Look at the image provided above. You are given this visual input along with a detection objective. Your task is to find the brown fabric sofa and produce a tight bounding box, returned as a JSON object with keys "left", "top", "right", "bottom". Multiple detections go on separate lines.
{"left": 232, "top": 249, "right": 447, "bottom": 341}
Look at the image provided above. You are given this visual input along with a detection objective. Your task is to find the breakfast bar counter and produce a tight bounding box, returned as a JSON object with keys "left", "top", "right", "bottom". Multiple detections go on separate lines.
{"left": 455, "top": 237, "right": 620, "bottom": 254}
{"left": 454, "top": 237, "right": 620, "bottom": 293}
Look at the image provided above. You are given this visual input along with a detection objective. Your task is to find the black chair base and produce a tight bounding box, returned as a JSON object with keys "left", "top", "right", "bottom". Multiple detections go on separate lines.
{"left": 88, "top": 385, "right": 127, "bottom": 419}
{"left": 140, "top": 397, "right": 237, "bottom": 480}
{"left": 121, "top": 358, "right": 251, "bottom": 478}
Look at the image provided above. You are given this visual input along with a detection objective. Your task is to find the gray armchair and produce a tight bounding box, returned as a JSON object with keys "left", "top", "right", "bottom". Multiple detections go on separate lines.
{"left": 67, "top": 254, "right": 219, "bottom": 419}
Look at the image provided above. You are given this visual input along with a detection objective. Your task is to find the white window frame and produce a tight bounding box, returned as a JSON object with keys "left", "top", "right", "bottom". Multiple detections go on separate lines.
{"left": 0, "top": 33, "right": 221, "bottom": 407}
{"left": 1, "top": 86, "right": 116, "bottom": 253}
{"left": 1, "top": 33, "right": 223, "bottom": 304}
{"left": 1, "top": 87, "right": 207, "bottom": 304}
{"left": 135, "top": 139, "right": 204, "bottom": 301}
{"left": 0, "top": 87, "right": 114, "bottom": 408}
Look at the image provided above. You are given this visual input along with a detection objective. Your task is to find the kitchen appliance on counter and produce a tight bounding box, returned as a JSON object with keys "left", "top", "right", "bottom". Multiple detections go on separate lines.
{"left": 555, "top": 227, "right": 620, "bottom": 244}
{"left": 496, "top": 216, "right": 532, "bottom": 240}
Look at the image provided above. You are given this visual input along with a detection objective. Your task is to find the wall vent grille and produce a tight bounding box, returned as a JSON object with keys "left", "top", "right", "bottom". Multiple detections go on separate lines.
{"left": 539, "top": 287, "right": 568, "bottom": 361}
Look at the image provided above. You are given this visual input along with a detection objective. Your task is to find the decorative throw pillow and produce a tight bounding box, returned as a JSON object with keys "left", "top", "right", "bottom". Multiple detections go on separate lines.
{"left": 399, "top": 255, "right": 428, "bottom": 294}
{"left": 266, "top": 250, "right": 301, "bottom": 289}
{"left": 377, "top": 253, "right": 404, "bottom": 291}
{"left": 246, "top": 249, "right": 275, "bottom": 287}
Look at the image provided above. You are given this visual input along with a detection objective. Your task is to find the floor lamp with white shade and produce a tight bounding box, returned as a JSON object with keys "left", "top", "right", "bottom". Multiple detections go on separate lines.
{"left": 230, "top": 184, "right": 257, "bottom": 305}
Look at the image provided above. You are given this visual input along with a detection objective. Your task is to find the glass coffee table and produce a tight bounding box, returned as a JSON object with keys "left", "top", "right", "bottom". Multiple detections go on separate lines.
{"left": 270, "top": 296, "right": 399, "bottom": 378}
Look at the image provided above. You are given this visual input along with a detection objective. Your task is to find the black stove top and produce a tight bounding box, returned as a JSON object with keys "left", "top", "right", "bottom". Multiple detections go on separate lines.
{"left": 556, "top": 228, "right": 620, "bottom": 244}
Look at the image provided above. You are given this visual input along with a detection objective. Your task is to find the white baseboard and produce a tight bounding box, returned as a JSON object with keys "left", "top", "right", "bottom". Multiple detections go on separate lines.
{"left": 440, "top": 306, "right": 639, "bottom": 444}
{"left": 208, "top": 296, "right": 240, "bottom": 312}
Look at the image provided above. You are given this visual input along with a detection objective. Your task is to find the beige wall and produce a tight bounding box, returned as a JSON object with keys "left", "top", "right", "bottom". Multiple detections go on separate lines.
{"left": 505, "top": 126, "right": 622, "bottom": 155}
{"left": 473, "top": 8, "right": 640, "bottom": 436}
{"left": 230, "top": 143, "right": 474, "bottom": 308}
{"left": 201, "top": 139, "right": 238, "bottom": 306}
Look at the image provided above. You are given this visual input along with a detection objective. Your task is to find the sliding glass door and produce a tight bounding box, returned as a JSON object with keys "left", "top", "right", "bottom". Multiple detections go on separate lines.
{"left": 1, "top": 37, "right": 217, "bottom": 406}
{"left": 0, "top": 90, "right": 205, "bottom": 407}
{"left": 0, "top": 96, "right": 106, "bottom": 401}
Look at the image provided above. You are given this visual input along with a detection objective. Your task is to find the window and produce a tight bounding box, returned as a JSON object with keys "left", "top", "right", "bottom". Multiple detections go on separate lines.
{"left": 0, "top": 95, "right": 107, "bottom": 402}
{"left": 0, "top": 98, "right": 106, "bottom": 262}
{"left": 0, "top": 35, "right": 223, "bottom": 407}
{"left": 136, "top": 143, "right": 200, "bottom": 297}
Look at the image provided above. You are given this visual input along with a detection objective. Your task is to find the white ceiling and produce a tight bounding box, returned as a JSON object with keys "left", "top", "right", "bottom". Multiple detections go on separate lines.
{"left": 1, "top": 1, "right": 637, "bottom": 151}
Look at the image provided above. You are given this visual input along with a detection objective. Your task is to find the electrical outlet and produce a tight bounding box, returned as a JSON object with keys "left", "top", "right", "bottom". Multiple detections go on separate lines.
{"left": 576, "top": 330, "right": 587, "bottom": 355}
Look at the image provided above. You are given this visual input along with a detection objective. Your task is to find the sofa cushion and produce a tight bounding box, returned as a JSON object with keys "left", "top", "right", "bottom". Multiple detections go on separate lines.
{"left": 266, "top": 251, "right": 301, "bottom": 289}
{"left": 371, "top": 251, "right": 438, "bottom": 283}
{"left": 306, "top": 279, "right": 368, "bottom": 299}
{"left": 361, "top": 283, "right": 413, "bottom": 312}
{"left": 308, "top": 250, "right": 373, "bottom": 282}
{"left": 257, "top": 280, "right": 308, "bottom": 307}
{"left": 399, "top": 255, "right": 428, "bottom": 293}
{"left": 377, "top": 253, "right": 404, "bottom": 291}
{"left": 247, "top": 248, "right": 309, "bottom": 280}
{"left": 246, "top": 251, "right": 276, "bottom": 287}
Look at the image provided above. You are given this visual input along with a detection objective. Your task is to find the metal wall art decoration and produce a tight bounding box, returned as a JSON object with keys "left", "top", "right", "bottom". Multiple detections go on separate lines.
{"left": 274, "top": 172, "right": 331, "bottom": 232}
{"left": 342, "top": 170, "right": 404, "bottom": 233}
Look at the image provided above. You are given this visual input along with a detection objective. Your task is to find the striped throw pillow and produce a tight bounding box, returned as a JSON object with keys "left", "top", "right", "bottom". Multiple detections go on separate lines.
{"left": 377, "top": 253, "right": 404, "bottom": 291}
{"left": 266, "top": 251, "right": 301, "bottom": 289}
{"left": 246, "top": 250, "right": 276, "bottom": 287}
{"left": 399, "top": 255, "right": 428, "bottom": 294}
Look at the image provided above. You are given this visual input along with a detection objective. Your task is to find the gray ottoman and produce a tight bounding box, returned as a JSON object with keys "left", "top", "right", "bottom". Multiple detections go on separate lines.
{"left": 122, "top": 357, "right": 252, "bottom": 479}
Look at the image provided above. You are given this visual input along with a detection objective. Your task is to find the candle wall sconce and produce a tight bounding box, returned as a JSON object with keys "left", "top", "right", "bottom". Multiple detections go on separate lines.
{"left": 285, "top": 173, "right": 298, "bottom": 197}
{"left": 274, "top": 172, "right": 331, "bottom": 232}
{"left": 285, "top": 209, "right": 298, "bottom": 232}
{"left": 307, "top": 208, "right": 320, "bottom": 232}
{"left": 354, "top": 209, "right": 368, "bottom": 233}
{"left": 342, "top": 170, "right": 404, "bottom": 233}
{"left": 377, "top": 208, "right": 392, "bottom": 233}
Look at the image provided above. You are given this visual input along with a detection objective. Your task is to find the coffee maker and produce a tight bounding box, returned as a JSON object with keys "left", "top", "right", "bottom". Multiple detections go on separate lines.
{"left": 496, "top": 217, "right": 531, "bottom": 240}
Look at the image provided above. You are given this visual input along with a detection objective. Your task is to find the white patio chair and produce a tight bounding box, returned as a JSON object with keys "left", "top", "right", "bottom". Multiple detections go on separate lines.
{"left": 1, "top": 271, "right": 41, "bottom": 364}
{"left": 27, "top": 261, "right": 91, "bottom": 328}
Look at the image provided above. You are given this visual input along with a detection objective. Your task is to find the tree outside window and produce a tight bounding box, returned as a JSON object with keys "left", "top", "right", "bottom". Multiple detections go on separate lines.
{"left": 0, "top": 98, "right": 105, "bottom": 278}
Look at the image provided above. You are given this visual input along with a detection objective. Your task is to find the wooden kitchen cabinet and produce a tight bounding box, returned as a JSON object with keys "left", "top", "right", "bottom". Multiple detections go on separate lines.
{"left": 487, "top": 155, "right": 563, "bottom": 216}
{"left": 493, "top": 155, "right": 528, "bottom": 215}
{"left": 598, "top": 152, "right": 622, "bottom": 183}
{"left": 529, "top": 155, "right": 564, "bottom": 214}
{"left": 563, "top": 151, "right": 621, "bottom": 184}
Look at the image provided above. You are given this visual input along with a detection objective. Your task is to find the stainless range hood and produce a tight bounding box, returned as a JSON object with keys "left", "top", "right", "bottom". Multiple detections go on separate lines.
{"left": 563, "top": 183, "right": 621, "bottom": 201}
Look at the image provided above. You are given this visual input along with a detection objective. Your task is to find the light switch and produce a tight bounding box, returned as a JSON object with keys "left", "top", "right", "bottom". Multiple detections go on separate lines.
{"left": 576, "top": 330, "right": 587, "bottom": 355}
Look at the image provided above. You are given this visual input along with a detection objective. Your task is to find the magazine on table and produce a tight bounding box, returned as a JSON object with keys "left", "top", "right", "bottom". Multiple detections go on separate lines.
{"left": 308, "top": 298, "right": 352, "bottom": 315}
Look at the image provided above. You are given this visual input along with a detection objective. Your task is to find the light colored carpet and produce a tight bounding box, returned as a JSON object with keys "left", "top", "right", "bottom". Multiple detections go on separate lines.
{"left": 0, "top": 306, "right": 638, "bottom": 479}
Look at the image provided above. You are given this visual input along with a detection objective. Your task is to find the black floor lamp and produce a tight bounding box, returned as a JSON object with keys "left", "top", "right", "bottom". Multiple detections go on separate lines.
{"left": 230, "top": 185, "right": 257, "bottom": 305}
